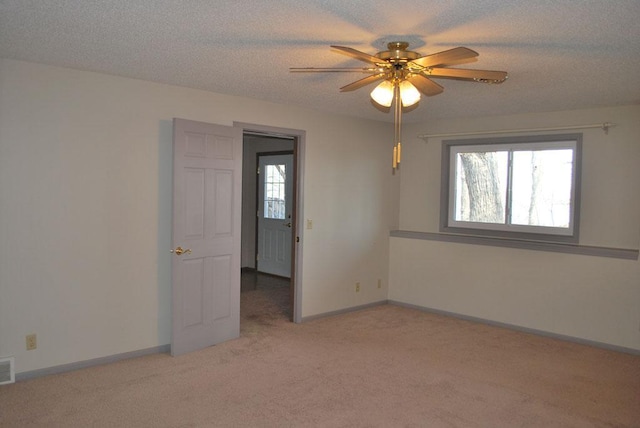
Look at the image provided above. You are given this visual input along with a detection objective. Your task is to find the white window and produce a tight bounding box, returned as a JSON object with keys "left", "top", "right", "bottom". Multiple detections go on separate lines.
{"left": 264, "top": 164, "right": 286, "bottom": 220}
{"left": 441, "top": 134, "right": 582, "bottom": 243}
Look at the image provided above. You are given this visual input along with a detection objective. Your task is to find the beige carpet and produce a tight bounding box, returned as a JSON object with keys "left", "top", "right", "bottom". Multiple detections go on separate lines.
{"left": 1, "top": 289, "right": 639, "bottom": 427}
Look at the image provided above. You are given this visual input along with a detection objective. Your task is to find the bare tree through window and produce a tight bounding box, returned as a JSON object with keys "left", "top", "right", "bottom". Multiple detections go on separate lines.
{"left": 457, "top": 152, "right": 505, "bottom": 223}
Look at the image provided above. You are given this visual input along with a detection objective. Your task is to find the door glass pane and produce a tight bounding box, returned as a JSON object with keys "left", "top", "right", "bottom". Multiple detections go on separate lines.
{"left": 511, "top": 149, "right": 573, "bottom": 227}
{"left": 264, "top": 164, "right": 286, "bottom": 219}
{"left": 454, "top": 151, "right": 508, "bottom": 223}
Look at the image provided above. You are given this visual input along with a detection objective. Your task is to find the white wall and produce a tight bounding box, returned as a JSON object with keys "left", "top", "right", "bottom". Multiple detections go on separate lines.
{"left": 390, "top": 105, "right": 640, "bottom": 350}
{"left": 0, "top": 59, "right": 398, "bottom": 374}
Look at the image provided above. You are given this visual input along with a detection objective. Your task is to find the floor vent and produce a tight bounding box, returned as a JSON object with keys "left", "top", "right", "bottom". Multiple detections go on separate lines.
{"left": 0, "top": 357, "right": 15, "bottom": 385}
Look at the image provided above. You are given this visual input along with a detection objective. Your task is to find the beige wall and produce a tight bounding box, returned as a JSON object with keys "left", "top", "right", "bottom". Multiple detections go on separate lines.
{"left": 0, "top": 59, "right": 398, "bottom": 373}
{"left": 391, "top": 105, "right": 640, "bottom": 350}
{"left": 2, "top": 57, "right": 636, "bottom": 376}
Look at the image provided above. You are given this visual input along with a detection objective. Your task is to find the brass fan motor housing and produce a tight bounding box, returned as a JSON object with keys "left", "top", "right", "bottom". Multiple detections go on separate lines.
{"left": 375, "top": 42, "right": 421, "bottom": 63}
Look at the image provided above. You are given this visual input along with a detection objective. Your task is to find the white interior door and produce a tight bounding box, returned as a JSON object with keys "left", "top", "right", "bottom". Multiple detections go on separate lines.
{"left": 257, "top": 154, "right": 293, "bottom": 277}
{"left": 171, "top": 118, "right": 242, "bottom": 357}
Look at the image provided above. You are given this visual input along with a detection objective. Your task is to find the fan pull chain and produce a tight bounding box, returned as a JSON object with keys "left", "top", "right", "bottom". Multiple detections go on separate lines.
{"left": 392, "top": 146, "right": 397, "bottom": 169}
{"left": 393, "top": 83, "right": 402, "bottom": 170}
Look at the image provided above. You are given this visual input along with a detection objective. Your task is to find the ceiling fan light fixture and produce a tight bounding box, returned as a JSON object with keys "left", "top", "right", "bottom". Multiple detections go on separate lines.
{"left": 292, "top": 41, "right": 507, "bottom": 172}
{"left": 370, "top": 80, "right": 394, "bottom": 107}
{"left": 399, "top": 80, "right": 420, "bottom": 107}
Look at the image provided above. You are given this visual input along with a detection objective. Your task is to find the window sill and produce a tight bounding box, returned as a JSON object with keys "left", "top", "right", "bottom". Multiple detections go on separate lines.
{"left": 390, "top": 230, "right": 639, "bottom": 261}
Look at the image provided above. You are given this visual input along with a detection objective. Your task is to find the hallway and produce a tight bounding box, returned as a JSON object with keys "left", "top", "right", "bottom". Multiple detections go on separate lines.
{"left": 240, "top": 269, "right": 291, "bottom": 334}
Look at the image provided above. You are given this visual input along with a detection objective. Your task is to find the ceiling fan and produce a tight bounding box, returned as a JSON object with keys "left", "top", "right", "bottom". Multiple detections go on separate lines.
{"left": 290, "top": 42, "right": 508, "bottom": 170}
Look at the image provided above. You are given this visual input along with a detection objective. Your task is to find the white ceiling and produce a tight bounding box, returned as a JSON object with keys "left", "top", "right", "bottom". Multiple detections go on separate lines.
{"left": 1, "top": 0, "right": 639, "bottom": 123}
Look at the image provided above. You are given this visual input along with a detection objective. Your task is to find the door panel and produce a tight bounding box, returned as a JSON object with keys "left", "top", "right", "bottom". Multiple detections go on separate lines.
{"left": 184, "top": 169, "right": 205, "bottom": 238}
{"left": 183, "top": 259, "right": 204, "bottom": 327}
{"left": 171, "top": 118, "right": 242, "bottom": 357}
{"left": 212, "top": 255, "right": 232, "bottom": 320}
{"left": 212, "top": 170, "right": 233, "bottom": 235}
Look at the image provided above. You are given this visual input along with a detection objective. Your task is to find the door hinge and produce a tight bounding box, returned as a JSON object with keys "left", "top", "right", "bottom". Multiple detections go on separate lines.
{"left": 257, "top": 167, "right": 260, "bottom": 175}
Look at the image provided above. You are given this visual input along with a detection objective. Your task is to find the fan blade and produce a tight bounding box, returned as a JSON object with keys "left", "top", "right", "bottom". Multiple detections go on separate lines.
{"left": 412, "top": 47, "right": 478, "bottom": 68}
{"left": 340, "top": 74, "right": 387, "bottom": 92}
{"left": 427, "top": 68, "right": 508, "bottom": 83}
{"left": 331, "top": 45, "right": 383, "bottom": 65}
{"left": 290, "top": 67, "right": 378, "bottom": 73}
{"left": 410, "top": 74, "right": 444, "bottom": 96}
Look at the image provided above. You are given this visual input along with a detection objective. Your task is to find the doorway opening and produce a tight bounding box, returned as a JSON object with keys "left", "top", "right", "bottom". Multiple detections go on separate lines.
{"left": 236, "top": 123, "right": 305, "bottom": 325}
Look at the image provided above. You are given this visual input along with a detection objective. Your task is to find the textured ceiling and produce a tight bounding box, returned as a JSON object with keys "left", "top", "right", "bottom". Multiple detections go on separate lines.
{"left": 1, "top": 0, "right": 639, "bottom": 123}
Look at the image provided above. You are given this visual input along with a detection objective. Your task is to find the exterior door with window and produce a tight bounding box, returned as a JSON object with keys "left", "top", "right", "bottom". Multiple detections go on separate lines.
{"left": 257, "top": 153, "right": 293, "bottom": 277}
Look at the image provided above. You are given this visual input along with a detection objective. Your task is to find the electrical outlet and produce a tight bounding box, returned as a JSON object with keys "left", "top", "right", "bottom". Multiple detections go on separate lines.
{"left": 377, "top": 279, "right": 382, "bottom": 289}
{"left": 355, "top": 282, "right": 360, "bottom": 292}
{"left": 26, "top": 334, "right": 37, "bottom": 351}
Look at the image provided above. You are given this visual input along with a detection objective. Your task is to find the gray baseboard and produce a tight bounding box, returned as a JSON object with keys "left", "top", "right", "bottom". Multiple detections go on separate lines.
{"left": 16, "top": 344, "right": 171, "bottom": 382}
{"left": 301, "top": 300, "right": 388, "bottom": 323}
{"left": 389, "top": 300, "right": 640, "bottom": 356}
{"left": 15, "top": 301, "right": 639, "bottom": 382}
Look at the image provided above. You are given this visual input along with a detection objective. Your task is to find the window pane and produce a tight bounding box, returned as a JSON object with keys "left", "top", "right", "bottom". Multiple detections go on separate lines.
{"left": 511, "top": 149, "right": 573, "bottom": 228}
{"left": 454, "top": 151, "right": 508, "bottom": 224}
{"left": 442, "top": 134, "right": 580, "bottom": 241}
{"left": 264, "top": 164, "right": 286, "bottom": 219}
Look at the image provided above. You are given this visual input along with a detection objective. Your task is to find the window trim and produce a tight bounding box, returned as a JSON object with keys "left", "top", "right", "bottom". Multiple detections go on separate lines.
{"left": 440, "top": 133, "right": 583, "bottom": 244}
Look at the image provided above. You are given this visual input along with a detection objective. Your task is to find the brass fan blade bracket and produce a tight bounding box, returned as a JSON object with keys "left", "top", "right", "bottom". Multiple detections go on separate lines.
{"left": 339, "top": 74, "right": 387, "bottom": 92}
{"left": 289, "top": 67, "right": 380, "bottom": 73}
{"left": 412, "top": 47, "right": 479, "bottom": 68}
{"left": 427, "top": 67, "right": 508, "bottom": 83}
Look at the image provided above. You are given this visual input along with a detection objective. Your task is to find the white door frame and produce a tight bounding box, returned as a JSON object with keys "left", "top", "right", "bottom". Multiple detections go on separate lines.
{"left": 235, "top": 122, "right": 305, "bottom": 324}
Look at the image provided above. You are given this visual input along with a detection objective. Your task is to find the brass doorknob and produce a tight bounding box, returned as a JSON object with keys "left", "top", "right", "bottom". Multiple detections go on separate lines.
{"left": 171, "top": 246, "right": 192, "bottom": 255}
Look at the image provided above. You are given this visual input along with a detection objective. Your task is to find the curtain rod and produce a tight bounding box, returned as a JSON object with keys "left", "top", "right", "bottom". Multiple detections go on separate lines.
{"left": 418, "top": 122, "right": 615, "bottom": 141}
